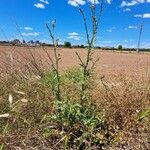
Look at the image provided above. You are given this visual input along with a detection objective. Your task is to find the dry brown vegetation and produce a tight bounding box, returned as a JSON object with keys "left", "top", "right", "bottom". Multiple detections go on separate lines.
{"left": 0, "top": 45, "right": 150, "bottom": 149}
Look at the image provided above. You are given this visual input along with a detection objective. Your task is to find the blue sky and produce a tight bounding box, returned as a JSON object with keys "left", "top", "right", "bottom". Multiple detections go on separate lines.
{"left": 0, "top": 0, "right": 149, "bottom": 48}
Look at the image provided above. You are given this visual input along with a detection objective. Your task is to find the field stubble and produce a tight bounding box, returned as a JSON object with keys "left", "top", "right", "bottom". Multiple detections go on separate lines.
{"left": 0, "top": 45, "right": 150, "bottom": 149}
{"left": 0, "top": 45, "right": 149, "bottom": 76}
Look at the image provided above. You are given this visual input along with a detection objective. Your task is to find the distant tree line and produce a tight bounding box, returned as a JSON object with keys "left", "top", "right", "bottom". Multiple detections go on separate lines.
{"left": 0, "top": 39, "right": 45, "bottom": 46}
{"left": 0, "top": 40, "right": 149, "bottom": 52}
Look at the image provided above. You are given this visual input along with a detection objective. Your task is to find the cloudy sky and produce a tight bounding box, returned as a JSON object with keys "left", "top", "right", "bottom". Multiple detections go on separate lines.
{"left": 0, "top": 0, "right": 150, "bottom": 48}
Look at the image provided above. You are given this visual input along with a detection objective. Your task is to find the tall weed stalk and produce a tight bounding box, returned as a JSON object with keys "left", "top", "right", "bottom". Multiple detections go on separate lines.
{"left": 46, "top": 20, "right": 61, "bottom": 101}
{"left": 75, "top": 0, "right": 103, "bottom": 104}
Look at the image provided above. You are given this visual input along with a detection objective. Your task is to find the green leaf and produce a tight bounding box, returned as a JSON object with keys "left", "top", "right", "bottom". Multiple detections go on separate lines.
{"left": 137, "top": 108, "right": 150, "bottom": 121}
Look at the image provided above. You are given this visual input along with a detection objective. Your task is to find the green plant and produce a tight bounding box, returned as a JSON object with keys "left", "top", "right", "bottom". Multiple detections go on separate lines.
{"left": 42, "top": 1, "right": 107, "bottom": 148}
{"left": 63, "top": 67, "right": 83, "bottom": 85}
{"left": 74, "top": 0, "right": 103, "bottom": 105}
{"left": 137, "top": 108, "right": 150, "bottom": 121}
{"left": 46, "top": 99, "right": 107, "bottom": 149}
{"left": 46, "top": 20, "right": 61, "bottom": 101}
{"left": 51, "top": 100, "right": 103, "bottom": 128}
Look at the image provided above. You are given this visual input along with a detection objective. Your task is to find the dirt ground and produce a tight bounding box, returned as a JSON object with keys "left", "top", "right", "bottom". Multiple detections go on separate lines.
{"left": 0, "top": 45, "right": 150, "bottom": 76}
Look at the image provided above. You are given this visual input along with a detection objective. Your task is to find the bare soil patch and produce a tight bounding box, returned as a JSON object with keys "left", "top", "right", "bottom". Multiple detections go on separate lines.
{"left": 0, "top": 45, "right": 149, "bottom": 76}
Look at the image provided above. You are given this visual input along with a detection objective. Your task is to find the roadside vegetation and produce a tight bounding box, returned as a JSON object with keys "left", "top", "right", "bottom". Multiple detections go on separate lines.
{"left": 0, "top": 0, "right": 150, "bottom": 149}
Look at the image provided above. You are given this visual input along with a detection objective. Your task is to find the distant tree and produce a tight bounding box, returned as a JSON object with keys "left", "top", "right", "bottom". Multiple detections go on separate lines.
{"left": 96, "top": 46, "right": 101, "bottom": 49}
{"left": 12, "top": 39, "right": 21, "bottom": 45}
{"left": 80, "top": 44, "right": 84, "bottom": 48}
{"left": 35, "top": 40, "right": 40, "bottom": 45}
{"left": 118, "top": 45, "right": 123, "bottom": 51}
{"left": 29, "top": 40, "right": 34, "bottom": 44}
{"left": 22, "top": 40, "right": 26, "bottom": 44}
{"left": 64, "top": 41, "right": 71, "bottom": 48}
{"left": 13, "top": 39, "right": 21, "bottom": 44}
{"left": 2, "top": 41, "right": 7, "bottom": 43}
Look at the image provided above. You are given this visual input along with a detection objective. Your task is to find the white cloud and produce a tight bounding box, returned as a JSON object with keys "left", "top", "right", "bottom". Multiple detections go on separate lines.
{"left": 107, "top": 29, "right": 113, "bottom": 32}
{"left": 68, "top": 0, "right": 86, "bottom": 7}
{"left": 120, "top": 0, "right": 147, "bottom": 7}
{"left": 121, "top": 0, "right": 138, "bottom": 7}
{"left": 134, "top": 13, "right": 150, "bottom": 18}
{"left": 124, "top": 40, "right": 128, "bottom": 42}
{"left": 68, "top": 32, "right": 79, "bottom": 36}
{"left": 67, "top": 32, "right": 80, "bottom": 40}
{"left": 24, "top": 27, "right": 33, "bottom": 31}
{"left": 39, "top": 0, "right": 49, "bottom": 4}
{"left": 106, "top": 27, "right": 116, "bottom": 32}
{"left": 68, "top": 1, "right": 78, "bottom": 7}
{"left": 121, "top": 0, "right": 150, "bottom": 7}
{"left": 34, "top": 3, "right": 45, "bottom": 9}
{"left": 106, "top": 0, "right": 112, "bottom": 4}
{"left": 22, "top": 32, "right": 40, "bottom": 36}
{"left": 68, "top": 0, "right": 112, "bottom": 7}
{"left": 143, "top": 13, "right": 150, "bottom": 18}
{"left": 128, "top": 26, "right": 137, "bottom": 29}
{"left": 136, "top": 0, "right": 145, "bottom": 3}
{"left": 123, "top": 8, "right": 131, "bottom": 12}
{"left": 68, "top": 36, "right": 80, "bottom": 40}
{"left": 134, "top": 14, "right": 143, "bottom": 18}
{"left": 88, "top": 0, "right": 99, "bottom": 4}
{"left": 124, "top": 25, "right": 137, "bottom": 30}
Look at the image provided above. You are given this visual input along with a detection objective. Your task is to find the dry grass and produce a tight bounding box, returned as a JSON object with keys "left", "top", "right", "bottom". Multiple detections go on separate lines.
{"left": 92, "top": 74, "right": 150, "bottom": 149}
{"left": 0, "top": 46, "right": 150, "bottom": 149}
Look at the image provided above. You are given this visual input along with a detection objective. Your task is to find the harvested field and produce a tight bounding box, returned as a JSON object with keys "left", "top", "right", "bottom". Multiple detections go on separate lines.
{"left": 0, "top": 45, "right": 150, "bottom": 76}
{"left": 0, "top": 46, "right": 150, "bottom": 149}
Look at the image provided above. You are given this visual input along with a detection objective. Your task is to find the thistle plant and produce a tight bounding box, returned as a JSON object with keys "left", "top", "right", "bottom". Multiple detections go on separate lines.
{"left": 74, "top": 0, "right": 103, "bottom": 104}
{"left": 46, "top": 20, "right": 61, "bottom": 101}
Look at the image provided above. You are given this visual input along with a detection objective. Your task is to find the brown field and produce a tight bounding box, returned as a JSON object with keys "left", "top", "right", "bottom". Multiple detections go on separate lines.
{"left": 0, "top": 45, "right": 150, "bottom": 76}
{"left": 0, "top": 45, "right": 150, "bottom": 149}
